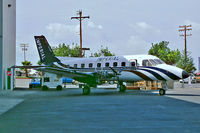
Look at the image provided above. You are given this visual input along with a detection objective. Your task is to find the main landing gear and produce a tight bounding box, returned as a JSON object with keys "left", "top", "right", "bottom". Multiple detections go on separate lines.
{"left": 118, "top": 82, "right": 126, "bottom": 92}
{"left": 82, "top": 85, "right": 91, "bottom": 95}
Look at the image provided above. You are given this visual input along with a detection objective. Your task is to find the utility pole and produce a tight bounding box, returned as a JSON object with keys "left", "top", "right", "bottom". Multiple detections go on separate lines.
{"left": 20, "top": 43, "right": 29, "bottom": 61}
{"left": 20, "top": 43, "right": 29, "bottom": 77}
{"left": 71, "top": 10, "right": 90, "bottom": 57}
{"left": 179, "top": 25, "right": 192, "bottom": 60}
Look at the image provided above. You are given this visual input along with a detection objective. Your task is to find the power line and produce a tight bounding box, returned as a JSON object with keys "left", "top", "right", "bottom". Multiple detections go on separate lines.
{"left": 179, "top": 25, "right": 192, "bottom": 60}
{"left": 71, "top": 10, "right": 90, "bottom": 57}
{"left": 20, "top": 43, "right": 29, "bottom": 61}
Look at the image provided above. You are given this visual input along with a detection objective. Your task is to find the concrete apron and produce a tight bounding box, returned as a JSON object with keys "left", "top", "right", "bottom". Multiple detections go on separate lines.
{"left": 0, "top": 98, "right": 23, "bottom": 115}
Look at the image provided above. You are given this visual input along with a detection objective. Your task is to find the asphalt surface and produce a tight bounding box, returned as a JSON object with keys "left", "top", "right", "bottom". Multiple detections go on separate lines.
{"left": 0, "top": 85, "right": 200, "bottom": 133}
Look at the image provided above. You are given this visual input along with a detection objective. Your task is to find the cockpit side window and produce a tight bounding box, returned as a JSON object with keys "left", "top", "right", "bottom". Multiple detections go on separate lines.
{"left": 142, "top": 60, "right": 152, "bottom": 66}
{"left": 149, "top": 59, "right": 157, "bottom": 66}
{"left": 154, "top": 59, "right": 165, "bottom": 64}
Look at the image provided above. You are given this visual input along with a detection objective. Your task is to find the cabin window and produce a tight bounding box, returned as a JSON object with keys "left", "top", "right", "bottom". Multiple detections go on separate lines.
{"left": 105, "top": 62, "right": 109, "bottom": 67}
{"left": 81, "top": 64, "right": 85, "bottom": 68}
{"left": 121, "top": 62, "right": 126, "bottom": 67}
{"left": 74, "top": 64, "right": 77, "bottom": 68}
{"left": 131, "top": 62, "right": 136, "bottom": 67}
{"left": 97, "top": 63, "right": 101, "bottom": 67}
{"left": 142, "top": 60, "right": 152, "bottom": 66}
{"left": 113, "top": 62, "right": 118, "bottom": 67}
{"left": 89, "top": 63, "right": 93, "bottom": 68}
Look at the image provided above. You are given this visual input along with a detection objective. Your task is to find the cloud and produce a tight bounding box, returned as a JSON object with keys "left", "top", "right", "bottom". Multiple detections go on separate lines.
{"left": 136, "top": 22, "right": 152, "bottom": 30}
{"left": 45, "top": 23, "right": 79, "bottom": 40}
{"left": 121, "top": 22, "right": 160, "bottom": 55}
{"left": 129, "top": 22, "right": 161, "bottom": 37}
{"left": 45, "top": 22, "right": 103, "bottom": 43}
{"left": 184, "top": 20, "right": 200, "bottom": 31}
{"left": 87, "top": 21, "right": 103, "bottom": 30}
{"left": 125, "top": 35, "right": 150, "bottom": 54}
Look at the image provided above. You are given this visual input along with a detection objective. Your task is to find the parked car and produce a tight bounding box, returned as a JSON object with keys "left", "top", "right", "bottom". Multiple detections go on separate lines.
{"left": 179, "top": 74, "right": 197, "bottom": 83}
{"left": 62, "top": 77, "right": 73, "bottom": 83}
{"left": 194, "top": 76, "right": 200, "bottom": 83}
{"left": 29, "top": 78, "right": 41, "bottom": 88}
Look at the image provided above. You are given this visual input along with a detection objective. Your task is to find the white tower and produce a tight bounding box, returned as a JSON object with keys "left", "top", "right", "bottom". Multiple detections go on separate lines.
{"left": 0, "top": 0, "right": 16, "bottom": 90}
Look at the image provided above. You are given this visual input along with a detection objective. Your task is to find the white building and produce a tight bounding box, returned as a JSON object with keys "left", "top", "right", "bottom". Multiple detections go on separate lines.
{"left": 0, "top": 0, "right": 16, "bottom": 90}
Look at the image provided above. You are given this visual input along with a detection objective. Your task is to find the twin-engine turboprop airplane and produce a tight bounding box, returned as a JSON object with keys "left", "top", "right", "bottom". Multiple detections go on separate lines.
{"left": 34, "top": 35, "right": 189, "bottom": 95}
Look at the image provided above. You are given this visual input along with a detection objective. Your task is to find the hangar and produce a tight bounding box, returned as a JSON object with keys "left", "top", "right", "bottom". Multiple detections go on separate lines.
{"left": 0, "top": 0, "right": 16, "bottom": 90}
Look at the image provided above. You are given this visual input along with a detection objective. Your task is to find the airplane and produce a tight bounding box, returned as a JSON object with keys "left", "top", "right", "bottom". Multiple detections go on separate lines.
{"left": 34, "top": 35, "right": 189, "bottom": 95}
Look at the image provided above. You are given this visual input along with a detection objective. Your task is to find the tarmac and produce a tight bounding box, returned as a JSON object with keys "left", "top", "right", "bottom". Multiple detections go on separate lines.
{"left": 166, "top": 88, "right": 200, "bottom": 104}
{"left": 0, "top": 84, "right": 200, "bottom": 115}
{"left": 0, "top": 90, "right": 36, "bottom": 115}
{"left": 0, "top": 83, "right": 200, "bottom": 132}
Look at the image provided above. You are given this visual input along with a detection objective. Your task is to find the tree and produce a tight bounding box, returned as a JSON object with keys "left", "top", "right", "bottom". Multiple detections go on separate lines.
{"left": 21, "top": 60, "right": 32, "bottom": 66}
{"left": 148, "top": 41, "right": 181, "bottom": 65}
{"left": 148, "top": 41, "right": 196, "bottom": 73}
{"left": 176, "top": 52, "right": 196, "bottom": 73}
{"left": 69, "top": 43, "right": 80, "bottom": 57}
{"left": 91, "top": 45, "right": 115, "bottom": 57}
{"left": 21, "top": 60, "right": 32, "bottom": 77}
{"left": 52, "top": 43, "right": 80, "bottom": 57}
{"left": 37, "top": 60, "right": 42, "bottom": 65}
{"left": 53, "top": 43, "right": 115, "bottom": 57}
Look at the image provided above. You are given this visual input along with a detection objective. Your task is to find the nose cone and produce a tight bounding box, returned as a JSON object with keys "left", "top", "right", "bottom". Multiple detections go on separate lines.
{"left": 182, "top": 70, "right": 189, "bottom": 79}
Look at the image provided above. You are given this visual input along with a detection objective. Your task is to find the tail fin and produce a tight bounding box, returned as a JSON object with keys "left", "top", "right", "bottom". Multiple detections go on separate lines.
{"left": 34, "top": 35, "right": 60, "bottom": 65}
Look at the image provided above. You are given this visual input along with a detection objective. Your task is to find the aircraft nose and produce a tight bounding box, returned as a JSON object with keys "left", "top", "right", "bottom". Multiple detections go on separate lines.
{"left": 182, "top": 70, "right": 189, "bottom": 79}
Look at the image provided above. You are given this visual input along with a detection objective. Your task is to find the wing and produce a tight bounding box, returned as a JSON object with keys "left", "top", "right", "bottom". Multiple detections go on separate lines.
{"left": 35, "top": 66, "right": 97, "bottom": 85}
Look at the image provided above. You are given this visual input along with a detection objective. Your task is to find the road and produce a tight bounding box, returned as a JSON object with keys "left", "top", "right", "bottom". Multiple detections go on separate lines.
{"left": 0, "top": 87, "right": 200, "bottom": 133}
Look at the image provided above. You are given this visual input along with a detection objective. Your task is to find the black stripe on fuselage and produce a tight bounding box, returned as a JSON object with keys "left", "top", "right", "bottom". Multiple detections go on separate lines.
{"left": 125, "top": 70, "right": 153, "bottom": 81}
{"left": 138, "top": 68, "right": 166, "bottom": 81}
{"left": 140, "top": 66, "right": 180, "bottom": 80}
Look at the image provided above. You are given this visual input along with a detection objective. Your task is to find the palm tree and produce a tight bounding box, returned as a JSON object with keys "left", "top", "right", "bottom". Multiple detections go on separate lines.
{"left": 21, "top": 60, "right": 32, "bottom": 77}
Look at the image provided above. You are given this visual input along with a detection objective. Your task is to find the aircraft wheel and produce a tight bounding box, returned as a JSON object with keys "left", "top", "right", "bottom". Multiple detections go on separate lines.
{"left": 56, "top": 85, "right": 62, "bottom": 91}
{"left": 119, "top": 85, "right": 126, "bottom": 92}
{"left": 159, "top": 89, "right": 166, "bottom": 96}
{"left": 83, "top": 85, "right": 91, "bottom": 95}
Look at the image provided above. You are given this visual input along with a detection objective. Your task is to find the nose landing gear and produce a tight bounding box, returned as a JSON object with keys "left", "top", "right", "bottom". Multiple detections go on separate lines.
{"left": 159, "top": 89, "right": 166, "bottom": 95}
{"left": 159, "top": 81, "right": 167, "bottom": 96}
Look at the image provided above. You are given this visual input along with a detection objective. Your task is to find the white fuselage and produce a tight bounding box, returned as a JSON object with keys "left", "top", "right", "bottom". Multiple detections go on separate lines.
{"left": 56, "top": 55, "right": 185, "bottom": 82}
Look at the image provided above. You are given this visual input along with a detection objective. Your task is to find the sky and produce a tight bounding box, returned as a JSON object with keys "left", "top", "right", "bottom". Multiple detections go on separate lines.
{"left": 16, "top": 0, "right": 200, "bottom": 70}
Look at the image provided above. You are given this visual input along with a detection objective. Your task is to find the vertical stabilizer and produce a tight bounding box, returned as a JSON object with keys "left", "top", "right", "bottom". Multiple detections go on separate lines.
{"left": 34, "top": 35, "right": 60, "bottom": 65}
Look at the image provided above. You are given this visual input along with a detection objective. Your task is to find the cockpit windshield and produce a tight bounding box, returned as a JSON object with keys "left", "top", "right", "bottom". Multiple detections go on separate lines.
{"left": 142, "top": 59, "right": 165, "bottom": 66}
{"left": 149, "top": 59, "right": 157, "bottom": 66}
{"left": 154, "top": 59, "right": 165, "bottom": 64}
